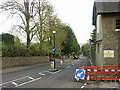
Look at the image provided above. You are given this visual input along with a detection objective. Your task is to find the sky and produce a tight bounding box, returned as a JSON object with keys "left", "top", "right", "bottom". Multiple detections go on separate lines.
{"left": 0, "top": 0, "right": 95, "bottom": 45}
{"left": 49, "top": 0, "right": 95, "bottom": 45}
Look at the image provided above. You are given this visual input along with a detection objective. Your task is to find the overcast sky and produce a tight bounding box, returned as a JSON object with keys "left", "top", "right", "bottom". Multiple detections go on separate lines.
{"left": 49, "top": 0, "right": 95, "bottom": 45}
{"left": 0, "top": 0, "right": 95, "bottom": 45}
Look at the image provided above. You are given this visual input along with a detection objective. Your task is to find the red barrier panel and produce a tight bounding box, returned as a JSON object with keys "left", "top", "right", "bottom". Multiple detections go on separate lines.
{"left": 77, "top": 65, "right": 120, "bottom": 82}
{"left": 102, "top": 65, "right": 120, "bottom": 80}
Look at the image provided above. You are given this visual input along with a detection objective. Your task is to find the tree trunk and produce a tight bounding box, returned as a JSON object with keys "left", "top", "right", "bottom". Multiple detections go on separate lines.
{"left": 27, "top": 33, "right": 30, "bottom": 48}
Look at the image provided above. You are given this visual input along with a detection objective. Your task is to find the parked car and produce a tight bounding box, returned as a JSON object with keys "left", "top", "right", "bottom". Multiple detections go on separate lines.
{"left": 73, "top": 56, "right": 79, "bottom": 59}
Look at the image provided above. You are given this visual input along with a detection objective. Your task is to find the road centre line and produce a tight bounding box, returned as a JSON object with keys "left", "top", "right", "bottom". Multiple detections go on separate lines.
{"left": 28, "top": 77, "right": 34, "bottom": 80}
{"left": 0, "top": 76, "right": 29, "bottom": 86}
{"left": 81, "top": 86, "right": 84, "bottom": 89}
{"left": 15, "top": 77, "right": 41, "bottom": 87}
{"left": 84, "top": 82, "right": 87, "bottom": 86}
{"left": 39, "top": 73, "right": 45, "bottom": 76}
{"left": 52, "top": 70, "right": 61, "bottom": 74}
{"left": 11, "top": 82, "right": 18, "bottom": 86}
{"left": 66, "top": 66, "right": 71, "bottom": 68}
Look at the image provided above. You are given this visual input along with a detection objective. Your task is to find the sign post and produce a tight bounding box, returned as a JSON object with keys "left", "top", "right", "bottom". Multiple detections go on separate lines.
{"left": 52, "top": 47, "right": 57, "bottom": 69}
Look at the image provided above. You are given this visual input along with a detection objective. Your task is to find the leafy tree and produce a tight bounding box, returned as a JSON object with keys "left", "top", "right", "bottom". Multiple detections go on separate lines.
{"left": 90, "top": 29, "right": 96, "bottom": 51}
{"left": 2, "top": 42, "right": 8, "bottom": 57}
{"left": 90, "top": 29, "right": 96, "bottom": 45}
{"left": 14, "top": 36, "right": 22, "bottom": 46}
{"left": 62, "top": 25, "right": 80, "bottom": 56}
{"left": 0, "top": 0, "right": 37, "bottom": 48}
{"left": 81, "top": 43, "right": 89, "bottom": 56}
{"left": 35, "top": 0, "right": 54, "bottom": 49}
{"left": 1, "top": 33, "right": 14, "bottom": 45}
{"left": 41, "top": 18, "right": 67, "bottom": 57}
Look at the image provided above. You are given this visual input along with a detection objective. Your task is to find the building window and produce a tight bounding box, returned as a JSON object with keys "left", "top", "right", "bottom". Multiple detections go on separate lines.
{"left": 116, "top": 20, "right": 120, "bottom": 30}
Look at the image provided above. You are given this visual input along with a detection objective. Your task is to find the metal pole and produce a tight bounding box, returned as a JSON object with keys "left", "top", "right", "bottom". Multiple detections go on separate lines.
{"left": 54, "top": 33, "right": 56, "bottom": 69}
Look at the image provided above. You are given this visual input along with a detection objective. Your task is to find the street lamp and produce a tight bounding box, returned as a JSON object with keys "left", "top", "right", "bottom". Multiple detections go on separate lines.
{"left": 53, "top": 31, "right": 56, "bottom": 69}
{"left": 48, "top": 37, "right": 51, "bottom": 59}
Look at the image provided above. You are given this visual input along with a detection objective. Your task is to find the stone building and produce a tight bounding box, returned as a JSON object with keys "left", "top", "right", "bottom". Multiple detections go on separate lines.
{"left": 92, "top": 1, "right": 120, "bottom": 66}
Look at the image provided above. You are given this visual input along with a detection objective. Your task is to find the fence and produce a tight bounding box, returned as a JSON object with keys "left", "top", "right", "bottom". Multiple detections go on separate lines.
{"left": 76, "top": 65, "right": 120, "bottom": 82}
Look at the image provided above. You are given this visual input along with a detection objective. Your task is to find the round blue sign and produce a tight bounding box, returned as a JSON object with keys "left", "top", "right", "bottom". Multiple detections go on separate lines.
{"left": 51, "top": 62, "right": 54, "bottom": 65}
{"left": 76, "top": 69, "right": 85, "bottom": 79}
{"left": 52, "top": 47, "right": 57, "bottom": 52}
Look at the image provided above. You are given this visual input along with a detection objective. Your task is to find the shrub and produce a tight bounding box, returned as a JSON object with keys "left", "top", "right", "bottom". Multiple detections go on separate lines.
{"left": 2, "top": 42, "right": 8, "bottom": 57}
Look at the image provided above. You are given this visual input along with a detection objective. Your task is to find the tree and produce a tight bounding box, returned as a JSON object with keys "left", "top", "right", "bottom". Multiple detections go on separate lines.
{"left": 14, "top": 36, "right": 22, "bottom": 46}
{"left": 81, "top": 43, "right": 89, "bottom": 56}
{"left": 35, "top": 0, "right": 54, "bottom": 49}
{"left": 62, "top": 25, "right": 80, "bottom": 56}
{"left": 89, "top": 29, "right": 96, "bottom": 52}
{"left": 1, "top": 42, "right": 8, "bottom": 57}
{"left": 1, "top": 33, "right": 14, "bottom": 45}
{"left": 0, "top": 0, "right": 37, "bottom": 48}
{"left": 90, "top": 29, "right": 96, "bottom": 45}
{"left": 41, "top": 17, "right": 67, "bottom": 57}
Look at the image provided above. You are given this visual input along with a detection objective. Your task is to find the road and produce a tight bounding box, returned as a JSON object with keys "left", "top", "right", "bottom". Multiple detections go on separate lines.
{"left": 1, "top": 57, "right": 90, "bottom": 88}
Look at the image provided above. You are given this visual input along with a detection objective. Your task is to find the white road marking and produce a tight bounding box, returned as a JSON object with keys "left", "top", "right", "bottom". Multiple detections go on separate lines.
{"left": 45, "top": 71, "right": 53, "bottom": 74}
{"left": 52, "top": 70, "right": 61, "bottom": 74}
{"left": 15, "top": 77, "right": 41, "bottom": 87}
{"left": 0, "top": 76, "right": 29, "bottom": 86}
{"left": 28, "top": 77, "right": 34, "bottom": 80}
{"left": 84, "top": 82, "right": 87, "bottom": 86}
{"left": 81, "top": 86, "right": 84, "bottom": 88}
{"left": 41, "top": 71, "right": 53, "bottom": 74}
{"left": 11, "top": 82, "right": 18, "bottom": 86}
{"left": 66, "top": 66, "right": 71, "bottom": 68}
{"left": 39, "top": 73, "right": 45, "bottom": 76}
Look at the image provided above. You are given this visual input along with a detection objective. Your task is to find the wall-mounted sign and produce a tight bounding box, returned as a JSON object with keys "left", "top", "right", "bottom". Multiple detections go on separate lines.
{"left": 103, "top": 48, "right": 114, "bottom": 50}
{"left": 104, "top": 50, "right": 114, "bottom": 58}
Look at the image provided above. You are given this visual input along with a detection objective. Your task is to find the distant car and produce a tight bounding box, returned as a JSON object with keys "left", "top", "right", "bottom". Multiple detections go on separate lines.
{"left": 73, "top": 56, "right": 75, "bottom": 59}
{"left": 73, "top": 56, "right": 79, "bottom": 59}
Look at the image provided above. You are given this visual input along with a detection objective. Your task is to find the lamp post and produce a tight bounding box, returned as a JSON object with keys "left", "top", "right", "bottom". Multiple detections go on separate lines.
{"left": 48, "top": 38, "right": 51, "bottom": 59}
{"left": 53, "top": 31, "right": 56, "bottom": 69}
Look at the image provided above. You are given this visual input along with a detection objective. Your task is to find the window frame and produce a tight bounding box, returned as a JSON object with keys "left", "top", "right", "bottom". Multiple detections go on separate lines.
{"left": 115, "top": 19, "right": 120, "bottom": 31}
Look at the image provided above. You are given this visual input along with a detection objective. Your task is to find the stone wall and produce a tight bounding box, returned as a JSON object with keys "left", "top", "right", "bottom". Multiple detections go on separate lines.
{"left": 96, "top": 42, "right": 103, "bottom": 66}
{"left": 102, "top": 13, "right": 120, "bottom": 65}
{"left": 96, "top": 13, "right": 120, "bottom": 66}
{"left": 2, "top": 56, "right": 49, "bottom": 69}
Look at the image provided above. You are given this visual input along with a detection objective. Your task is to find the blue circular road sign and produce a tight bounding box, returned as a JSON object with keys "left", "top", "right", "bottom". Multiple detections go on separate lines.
{"left": 52, "top": 47, "right": 57, "bottom": 52}
{"left": 75, "top": 69, "right": 85, "bottom": 79}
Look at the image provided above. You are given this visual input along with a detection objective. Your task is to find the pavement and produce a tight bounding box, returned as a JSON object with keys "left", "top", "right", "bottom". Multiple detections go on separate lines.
{"left": 88, "top": 59, "right": 120, "bottom": 89}
{"left": 1, "top": 59, "right": 61, "bottom": 75}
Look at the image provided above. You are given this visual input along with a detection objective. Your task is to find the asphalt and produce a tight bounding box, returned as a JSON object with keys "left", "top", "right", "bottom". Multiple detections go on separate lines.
{"left": 1, "top": 59, "right": 61, "bottom": 75}
{"left": 0, "top": 57, "right": 119, "bottom": 89}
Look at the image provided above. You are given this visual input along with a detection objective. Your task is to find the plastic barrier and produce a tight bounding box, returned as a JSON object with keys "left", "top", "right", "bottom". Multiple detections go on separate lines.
{"left": 76, "top": 65, "right": 120, "bottom": 82}
{"left": 102, "top": 65, "right": 120, "bottom": 80}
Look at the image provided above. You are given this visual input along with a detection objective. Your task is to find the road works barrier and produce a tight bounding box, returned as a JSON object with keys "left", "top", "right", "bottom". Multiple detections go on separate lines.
{"left": 75, "top": 65, "right": 120, "bottom": 82}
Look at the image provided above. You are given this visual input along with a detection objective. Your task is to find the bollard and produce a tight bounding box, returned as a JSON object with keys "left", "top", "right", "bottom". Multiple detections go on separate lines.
{"left": 60, "top": 60, "right": 63, "bottom": 67}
